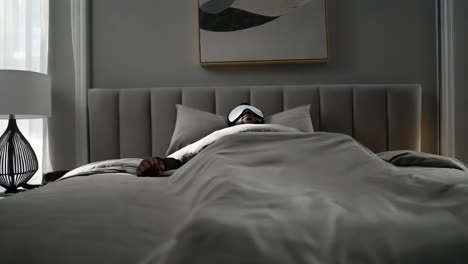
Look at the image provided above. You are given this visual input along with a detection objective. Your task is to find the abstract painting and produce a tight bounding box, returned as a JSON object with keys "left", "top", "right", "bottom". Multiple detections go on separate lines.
{"left": 198, "top": 0, "right": 328, "bottom": 65}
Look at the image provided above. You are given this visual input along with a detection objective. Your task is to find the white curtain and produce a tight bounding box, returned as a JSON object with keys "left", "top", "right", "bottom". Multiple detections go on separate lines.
{"left": 0, "top": 0, "right": 51, "bottom": 184}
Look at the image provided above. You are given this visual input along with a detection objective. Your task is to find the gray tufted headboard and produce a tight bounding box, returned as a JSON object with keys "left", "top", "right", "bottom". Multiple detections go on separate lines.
{"left": 88, "top": 85, "right": 421, "bottom": 162}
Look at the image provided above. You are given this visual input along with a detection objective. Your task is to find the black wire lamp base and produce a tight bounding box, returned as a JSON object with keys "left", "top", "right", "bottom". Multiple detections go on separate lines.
{"left": 0, "top": 115, "right": 39, "bottom": 193}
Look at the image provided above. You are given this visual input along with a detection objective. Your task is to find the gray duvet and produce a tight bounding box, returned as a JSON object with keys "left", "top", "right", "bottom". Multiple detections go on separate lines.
{"left": 1, "top": 132, "right": 468, "bottom": 264}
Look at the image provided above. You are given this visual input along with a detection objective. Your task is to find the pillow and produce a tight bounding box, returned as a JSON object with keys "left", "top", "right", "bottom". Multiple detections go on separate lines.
{"left": 166, "top": 104, "right": 227, "bottom": 155}
{"left": 264, "top": 105, "right": 314, "bottom": 132}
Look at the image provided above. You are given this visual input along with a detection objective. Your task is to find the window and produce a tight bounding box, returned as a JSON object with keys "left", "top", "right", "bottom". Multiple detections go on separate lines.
{"left": 0, "top": 0, "right": 50, "bottom": 184}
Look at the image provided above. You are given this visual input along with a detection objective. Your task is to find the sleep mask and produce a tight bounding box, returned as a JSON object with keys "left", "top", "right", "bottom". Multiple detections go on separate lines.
{"left": 227, "top": 103, "right": 264, "bottom": 125}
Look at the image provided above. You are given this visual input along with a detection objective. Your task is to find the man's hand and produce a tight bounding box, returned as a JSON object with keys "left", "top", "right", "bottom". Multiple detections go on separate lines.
{"left": 136, "top": 157, "right": 166, "bottom": 177}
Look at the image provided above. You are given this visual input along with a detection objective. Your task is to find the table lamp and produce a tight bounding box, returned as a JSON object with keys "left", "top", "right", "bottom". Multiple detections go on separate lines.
{"left": 0, "top": 70, "right": 51, "bottom": 193}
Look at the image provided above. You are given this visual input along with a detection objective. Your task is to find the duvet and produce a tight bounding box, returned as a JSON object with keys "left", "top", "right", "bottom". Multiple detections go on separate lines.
{"left": 1, "top": 131, "right": 468, "bottom": 264}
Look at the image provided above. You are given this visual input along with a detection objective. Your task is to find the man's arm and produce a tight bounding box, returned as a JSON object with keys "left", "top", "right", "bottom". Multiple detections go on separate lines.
{"left": 136, "top": 157, "right": 183, "bottom": 177}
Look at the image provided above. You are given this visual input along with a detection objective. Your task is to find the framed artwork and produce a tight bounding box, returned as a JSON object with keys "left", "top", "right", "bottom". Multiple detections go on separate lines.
{"left": 198, "top": 0, "right": 329, "bottom": 66}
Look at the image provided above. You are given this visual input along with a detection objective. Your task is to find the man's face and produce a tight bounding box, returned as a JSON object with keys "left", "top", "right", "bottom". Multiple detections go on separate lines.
{"left": 234, "top": 109, "right": 263, "bottom": 125}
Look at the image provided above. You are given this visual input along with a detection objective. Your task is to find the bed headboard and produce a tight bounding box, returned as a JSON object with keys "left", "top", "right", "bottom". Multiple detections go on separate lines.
{"left": 88, "top": 85, "right": 421, "bottom": 162}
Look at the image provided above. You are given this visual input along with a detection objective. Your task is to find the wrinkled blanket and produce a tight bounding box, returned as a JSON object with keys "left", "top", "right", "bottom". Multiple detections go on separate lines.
{"left": 4, "top": 132, "right": 468, "bottom": 264}
{"left": 168, "top": 124, "right": 300, "bottom": 162}
{"left": 62, "top": 124, "right": 299, "bottom": 180}
{"left": 142, "top": 132, "right": 468, "bottom": 264}
{"left": 378, "top": 150, "right": 468, "bottom": 171}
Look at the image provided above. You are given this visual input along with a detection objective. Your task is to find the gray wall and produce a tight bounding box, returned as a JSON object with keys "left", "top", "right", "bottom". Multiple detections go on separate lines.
{"left": 454, "top": 0, "right": 468, "bottom": 162}
{"left": 49, "top": 0, "right": 76, "bottom": 170}
{"left": 91, "top": 0, "right": 439, "bottom": 153}
{"left": 47, "top": 0, "right": 441, "bottom": 170}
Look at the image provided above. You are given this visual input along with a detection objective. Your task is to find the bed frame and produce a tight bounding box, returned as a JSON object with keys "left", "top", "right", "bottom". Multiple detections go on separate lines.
{"left": 88, "top": 85, "right": 421, "bottom": 162}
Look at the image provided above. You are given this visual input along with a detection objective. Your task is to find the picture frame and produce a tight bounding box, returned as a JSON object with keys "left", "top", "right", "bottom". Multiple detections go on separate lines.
{"left": 198, "top": 0, "right": 329, "bottom": 66}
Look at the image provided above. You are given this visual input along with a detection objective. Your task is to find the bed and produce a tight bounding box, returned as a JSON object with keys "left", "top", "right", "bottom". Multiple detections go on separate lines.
{"left": 1, "top": 84, "right": 468, "bottom": 264}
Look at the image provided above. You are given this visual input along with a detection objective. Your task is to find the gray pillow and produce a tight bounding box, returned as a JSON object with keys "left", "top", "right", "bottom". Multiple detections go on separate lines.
{"left": 265, "top": 105, "right": 314, "bottom": 132}
{"left": 166, "top": 105, "right": 227, "bottom": 155}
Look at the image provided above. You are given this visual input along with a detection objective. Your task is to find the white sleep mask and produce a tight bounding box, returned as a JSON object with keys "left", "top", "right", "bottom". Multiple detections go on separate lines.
{"left": 227, "top": 103, "right": 264, "bottom": 125}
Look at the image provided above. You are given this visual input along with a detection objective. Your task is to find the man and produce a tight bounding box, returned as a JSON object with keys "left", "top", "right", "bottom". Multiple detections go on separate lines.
{"left": 136, "top": 103, "right": 264, "bottom": 177}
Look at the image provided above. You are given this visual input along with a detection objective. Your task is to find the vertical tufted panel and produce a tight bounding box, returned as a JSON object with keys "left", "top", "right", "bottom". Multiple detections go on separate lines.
{"left": 215, "top": 87, "right": 250, "bottom": 116}
{"left": 182, "top": 87, "right": 216, "bottom": 113}
{"left": 353, "top": 87, "right": 388, "bottom": 153}
{"left": 320, "top": 86, "right": 354, "bottom": 136}
{"left": 119, "top": 89, "right": 152, "bottom": 158}
{"left": 250, "top": 87, "right": 283, "bottom": 116}
{"left": 387, "top": 85, "right": 422, "bottom": 151}
{"left": 88, "top": 90, "right": 120, "bottom": 162}
{"left": 88, "top": 85, "right": 422, "bottom": 162}
{"left": 151, "top": 88, "right": 182, "bottom": 157}
{"left": 283, "top": 86, "right": 320, "bottom": 131}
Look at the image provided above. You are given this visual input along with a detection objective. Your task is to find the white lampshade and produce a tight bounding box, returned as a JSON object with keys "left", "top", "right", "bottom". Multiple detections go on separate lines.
{"left": 0, "top": 70, "right": 51, "bottom": 119}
